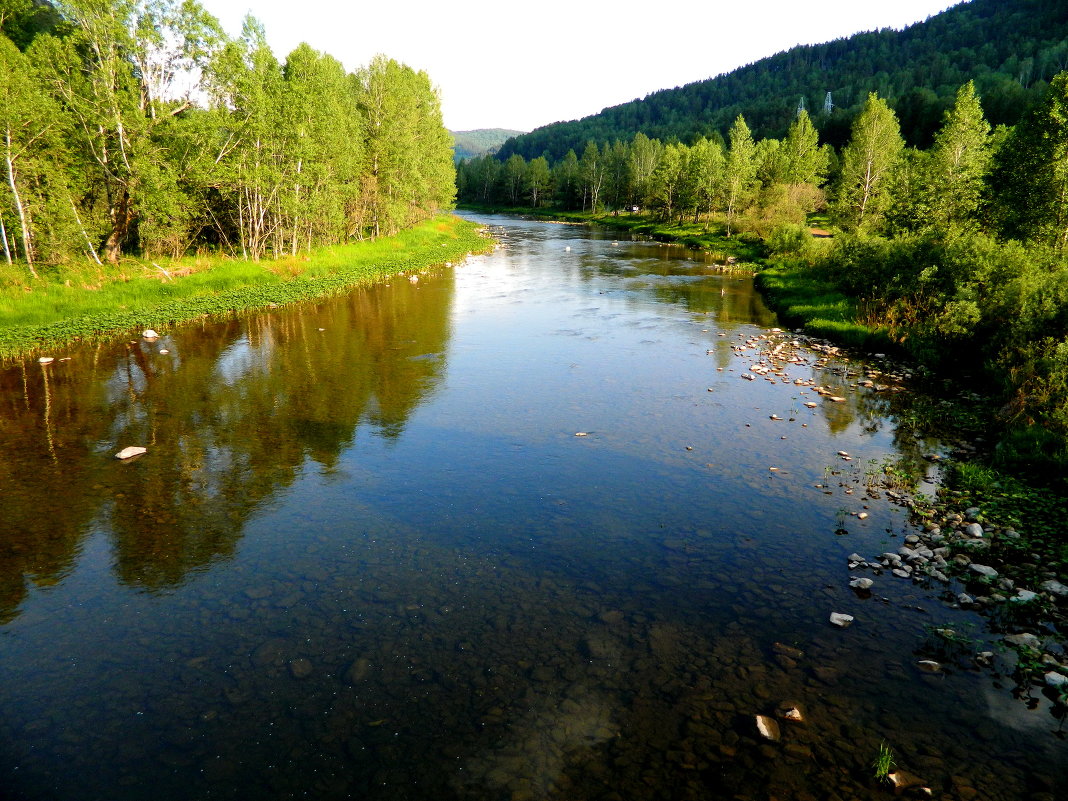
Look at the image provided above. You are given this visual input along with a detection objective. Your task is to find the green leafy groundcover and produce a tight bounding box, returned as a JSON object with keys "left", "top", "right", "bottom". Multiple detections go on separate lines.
{"left": 0, "top": 216, "right": 491, "bottom": 361}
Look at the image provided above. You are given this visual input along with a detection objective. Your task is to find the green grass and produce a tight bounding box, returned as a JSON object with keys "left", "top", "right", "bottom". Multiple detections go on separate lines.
{"left": 756, "top": 262, "right": 895, "bottom": 351}
{"left": 0, "top": 215, "right": 491, "bottom": 360}
{"left": 872, "top": 741, "right": 896, "bottom": 782}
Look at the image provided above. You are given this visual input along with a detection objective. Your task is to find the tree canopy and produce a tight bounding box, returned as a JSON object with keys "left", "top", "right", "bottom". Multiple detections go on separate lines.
{"left": 0, "top": 0, "right": 455, "bottom": 270}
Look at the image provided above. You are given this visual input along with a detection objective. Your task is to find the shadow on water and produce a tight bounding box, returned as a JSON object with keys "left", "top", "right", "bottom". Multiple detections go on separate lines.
{"left": 0, "top": 214, "right": 1064, "bottom": 801}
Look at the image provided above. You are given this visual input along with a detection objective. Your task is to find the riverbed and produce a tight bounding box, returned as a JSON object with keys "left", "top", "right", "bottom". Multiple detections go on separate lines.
{"left": 0, "top": 214, "right": 1063, "bottom": 800}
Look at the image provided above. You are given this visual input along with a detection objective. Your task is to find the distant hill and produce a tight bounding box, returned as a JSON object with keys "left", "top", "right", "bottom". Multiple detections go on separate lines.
{"left": 451, "top": 129, "right": 525, "bottom": 161}
{"left": 498, "top": 0, "right": 1068, "bottom": 161}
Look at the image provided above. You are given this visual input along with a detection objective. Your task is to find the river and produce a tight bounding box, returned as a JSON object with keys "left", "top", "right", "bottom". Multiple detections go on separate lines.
{"left": 0, "top": 214, "right": 1063, "bottom": 800}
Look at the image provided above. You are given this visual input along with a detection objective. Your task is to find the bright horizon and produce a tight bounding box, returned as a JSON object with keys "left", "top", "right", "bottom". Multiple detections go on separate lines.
{"left": 197, "top": 0, "right": 965, "bottom": 133}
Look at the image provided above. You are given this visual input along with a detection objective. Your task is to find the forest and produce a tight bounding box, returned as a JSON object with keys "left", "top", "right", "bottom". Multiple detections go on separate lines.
{"left": 496, "top": 0, "right": 1068, "bottom": 161}
{"left": 458, "top": 73, "right": 1068, "bottom": 465}
{"left": 0, "top": 0, "right": 456, "bottom": 274}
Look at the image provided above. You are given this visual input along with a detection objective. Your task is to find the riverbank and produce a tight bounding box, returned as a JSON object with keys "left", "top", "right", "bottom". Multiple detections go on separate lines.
{"left": 0, "top": 215, "right": 492, "bottom": 361}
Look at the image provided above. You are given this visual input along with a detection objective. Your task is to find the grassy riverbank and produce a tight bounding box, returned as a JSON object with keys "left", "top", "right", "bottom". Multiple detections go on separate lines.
{"left": 0, "top": 215, "right": 491, "bottom": 361}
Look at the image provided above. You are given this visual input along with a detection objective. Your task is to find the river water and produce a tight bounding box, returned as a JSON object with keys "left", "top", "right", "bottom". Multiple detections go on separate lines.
{"left": 0, "top": 214, "right": 1063, "bottom": 800}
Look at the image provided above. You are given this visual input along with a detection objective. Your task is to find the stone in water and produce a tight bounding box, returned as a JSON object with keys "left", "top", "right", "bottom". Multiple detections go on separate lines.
{"left": 115, "top": 446, "right": 147, "bottom": 460}
{"left": 142, "top": 329, "right": 159, "bottom": 339}
{"left": 755, "top": 714, "right": 780, "bottom": 741}
{"left": 829, "top": 612, "right": 854, "bottom": 628}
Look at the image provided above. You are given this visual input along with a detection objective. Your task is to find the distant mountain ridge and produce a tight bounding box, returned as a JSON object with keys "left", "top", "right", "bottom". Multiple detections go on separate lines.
{"left": 450, "top": 129, "right": 525, "bottom": 161}
{"left": 497, "top": 0, "right": 1068, "bottom": 161}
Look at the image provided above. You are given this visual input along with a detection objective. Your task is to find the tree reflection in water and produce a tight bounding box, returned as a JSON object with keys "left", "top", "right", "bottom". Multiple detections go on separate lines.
{"left": 0, "top": 271, "right": 454, "bottom": 615}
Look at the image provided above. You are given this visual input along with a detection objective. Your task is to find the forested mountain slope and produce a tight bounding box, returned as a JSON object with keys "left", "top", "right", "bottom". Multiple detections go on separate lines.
{"left": 451, "top": 129, "right": 524, "bottom": 161}
{"left": 498, "top": 0, "right": 1068, "bottom": 161}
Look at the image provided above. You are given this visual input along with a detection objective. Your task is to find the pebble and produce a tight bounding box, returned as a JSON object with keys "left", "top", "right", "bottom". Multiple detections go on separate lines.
{"left": 38, "top": 356, "right": 54, "bottom": 364}
{"left": 829, "top": 612, "right": 853, "bottom": 628}
{"left": 142, "top": 329, "right": 159, "bottom": 339}
{"left": 115, "top": 446, "right": 148, "bottom": 460}
{"left": 849, "top": 578, "right": 873, "bottom": 590}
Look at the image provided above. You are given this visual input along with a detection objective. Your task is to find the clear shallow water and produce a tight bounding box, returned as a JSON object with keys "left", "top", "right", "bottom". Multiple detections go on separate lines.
{"left": 0, "top": 214, "right": 1063, "bottom": 800}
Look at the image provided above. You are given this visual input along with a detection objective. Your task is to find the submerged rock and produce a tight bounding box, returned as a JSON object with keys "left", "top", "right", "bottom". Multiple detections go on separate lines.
{"left": 755, "top": 714, "right": 780, "bottom": 742}
{"left": 115, "top": 446, "right": 147, "bottom": 460}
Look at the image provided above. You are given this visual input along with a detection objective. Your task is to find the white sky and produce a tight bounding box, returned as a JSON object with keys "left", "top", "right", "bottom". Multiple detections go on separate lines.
{"left": 197, "top": 0, "right": 964, "bottom": 132}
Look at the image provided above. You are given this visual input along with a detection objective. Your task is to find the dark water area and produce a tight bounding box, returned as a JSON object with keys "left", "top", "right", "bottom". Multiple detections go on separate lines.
{"left": 0, "top": 214, "right": 1063, "bottom": 800}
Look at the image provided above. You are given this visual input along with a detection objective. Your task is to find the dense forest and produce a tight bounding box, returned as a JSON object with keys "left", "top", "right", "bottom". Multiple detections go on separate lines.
{"left": 497, "top": 0, "right": 1068, "bottom": 161}
{"left": 0, "top": 0, "right": 456, "bottom": 272}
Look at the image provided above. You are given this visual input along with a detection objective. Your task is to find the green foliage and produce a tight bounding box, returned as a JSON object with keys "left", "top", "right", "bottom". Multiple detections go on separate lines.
{"left": 833, "top": 93, "right": 904, "bottom": 232}
{"left": 991, "top": 71, "right": 1068, "bottom": 250}
{"left": 765, "top": 223, "right": 812, "bottom": 258}
{"left": 0, "top": 4, "right": 456, "bottom": 270}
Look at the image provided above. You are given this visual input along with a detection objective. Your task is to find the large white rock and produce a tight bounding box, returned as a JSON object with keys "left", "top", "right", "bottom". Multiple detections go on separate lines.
{"left": 142, "top": 329, "right": 159, "bottom": 340}
{"left": 829, "top": 612, "right": 854, "bottom": 628}
{"left": 115, "top": 446, "right": 147, "bottom": 460}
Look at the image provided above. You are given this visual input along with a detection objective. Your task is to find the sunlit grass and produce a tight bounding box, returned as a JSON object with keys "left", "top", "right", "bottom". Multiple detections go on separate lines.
{"left": 0, "top": 214, "right": 490, "bottom": 359}
{"left": 756, "top": 263, "right": 894, "bottom": 351}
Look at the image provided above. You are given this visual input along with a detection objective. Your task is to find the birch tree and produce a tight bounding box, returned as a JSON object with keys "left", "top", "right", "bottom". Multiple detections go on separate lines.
{"left": 833, "top": 93, "right": 904, "bottom": 232}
